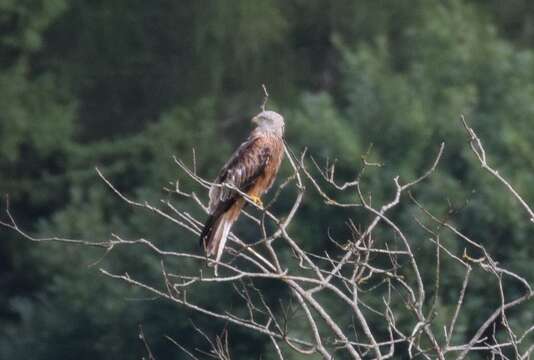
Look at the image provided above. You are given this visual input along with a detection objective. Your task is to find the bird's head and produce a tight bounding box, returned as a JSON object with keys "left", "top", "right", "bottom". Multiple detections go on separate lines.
{"left": 251, "top": 111, "right": 285, "bottom": 137}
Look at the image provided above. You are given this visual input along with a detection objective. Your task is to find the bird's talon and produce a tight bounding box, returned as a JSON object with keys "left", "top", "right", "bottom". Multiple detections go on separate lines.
{"left": 250, "top": 195, "right": 263, "bottom": 207}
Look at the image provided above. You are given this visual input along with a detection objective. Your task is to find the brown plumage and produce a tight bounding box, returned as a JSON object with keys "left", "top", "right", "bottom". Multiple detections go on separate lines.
{"left": 200, "top": 111, "right": 285, "bottom": 271}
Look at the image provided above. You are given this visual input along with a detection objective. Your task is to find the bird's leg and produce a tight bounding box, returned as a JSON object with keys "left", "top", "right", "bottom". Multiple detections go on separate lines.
{"left": 248, "top": 195, "right": 263, "bottom": 208}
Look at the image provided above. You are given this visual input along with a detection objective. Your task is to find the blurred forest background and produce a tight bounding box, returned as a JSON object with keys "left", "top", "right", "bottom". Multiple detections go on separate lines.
{"left": 1, "top": 0, "right": 534, "bottom": 358}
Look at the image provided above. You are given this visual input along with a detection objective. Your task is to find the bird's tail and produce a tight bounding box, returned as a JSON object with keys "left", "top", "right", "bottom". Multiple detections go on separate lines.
{"left": 200, "top": 202, "right": 242, "bottom": 273}
{"left": 200, "top": 210, "right": 231, "bottom": 257}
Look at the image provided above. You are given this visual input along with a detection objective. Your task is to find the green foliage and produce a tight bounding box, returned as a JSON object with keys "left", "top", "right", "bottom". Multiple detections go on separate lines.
{"left": 0, "top": 0, "right": 67, "bottom": 53}
{"left": 1, "top": 0, "right": 534, "bottom": 358}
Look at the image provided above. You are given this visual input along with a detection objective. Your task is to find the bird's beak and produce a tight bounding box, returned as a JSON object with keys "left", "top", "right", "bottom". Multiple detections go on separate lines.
{"left": 251, "top": 116, "right": 259, "bottom": 125}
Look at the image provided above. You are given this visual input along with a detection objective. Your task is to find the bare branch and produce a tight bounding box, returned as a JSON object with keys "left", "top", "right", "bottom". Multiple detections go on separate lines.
{"left": 461, "top": 115, "right": 534, "bottom": 223}
{"left": 2, "top": 120, "right": 532, "bottom": 359}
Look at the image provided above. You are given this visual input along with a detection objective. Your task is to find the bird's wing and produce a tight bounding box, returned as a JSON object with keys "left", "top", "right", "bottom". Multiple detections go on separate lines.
{"left": 208, "top": 135, "right": 272, "bottom": 214}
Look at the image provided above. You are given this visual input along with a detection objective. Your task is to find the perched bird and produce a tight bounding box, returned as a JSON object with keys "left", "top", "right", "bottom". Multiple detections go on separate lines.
{"left": 200, "top": 111, "right": 285, "bottom": 269}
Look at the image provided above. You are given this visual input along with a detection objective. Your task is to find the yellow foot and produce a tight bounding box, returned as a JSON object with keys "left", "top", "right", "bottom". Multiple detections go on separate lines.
{"left": 249, "top": 195, "right": 263, "bottom": 207}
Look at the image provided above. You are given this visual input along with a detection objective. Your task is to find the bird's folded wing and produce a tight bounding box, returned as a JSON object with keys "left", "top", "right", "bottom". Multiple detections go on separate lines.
{"left": 208, "top": 135, "right": 272, "bottom": 214}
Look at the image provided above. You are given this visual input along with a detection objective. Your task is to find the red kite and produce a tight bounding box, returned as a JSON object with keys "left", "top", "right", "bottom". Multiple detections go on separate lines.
{"left": 200, "top": 111, "right": 285, "bottom": 268}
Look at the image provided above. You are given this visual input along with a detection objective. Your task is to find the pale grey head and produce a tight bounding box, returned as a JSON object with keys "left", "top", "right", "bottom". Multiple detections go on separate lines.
{"left": 252, "top": 110, "right": 285, "bottom": 137}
